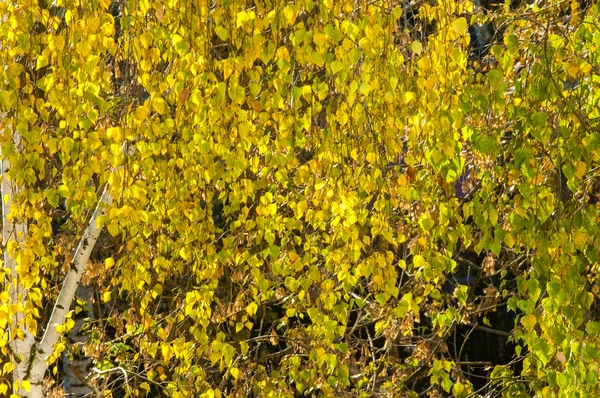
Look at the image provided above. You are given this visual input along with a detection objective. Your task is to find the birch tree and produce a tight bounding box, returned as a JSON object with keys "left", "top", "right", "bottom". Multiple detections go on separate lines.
{"left": 2, "top": 0, "right": 600, "bottom": 397}
{"left": 3, "top": 154, "right": 111, "bottom": 396}
{"left": 0, "top": 1, "right": 120, "bottom": 396}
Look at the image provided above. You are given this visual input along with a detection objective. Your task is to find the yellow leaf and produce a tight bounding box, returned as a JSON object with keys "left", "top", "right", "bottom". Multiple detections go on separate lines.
{"left": 313, "top": 32, "right": 328, "bottom": 48}
{"left": 452, "top": 17, "right": 468, "bottom": 36}
{"left": 297, "top": 200, "right": 308, "bottom": 217}
{"left": 55, "top": 36, "right": 65, "bottom": 51}
{"left": 236, "top": 10, "right": 254, "bottom": 28}
{"left": 179, "top": 247, "right": 190, "bottom": 261}
{"left": 107, "top": 223, "right": 120, "bottom": 237}
{"left": 105, "top": 258, "right": 115, "bottom": 269}
{"left": 107, "top": 127, "right": 122, "bottom": 141}
{"left": 423, "top": 78, "right": 436, "bottom": 91}
{"left": 575, "top": 161, "right": 586, "bottom": 179}
{"left": 215, "top": 26, "right": 230, "bottom": 41}
{"left": 85, "top": 17, "right": 100, "bottom": 32}
{"left": 521, "top": 314, "right": 537, "bottom": 331}
{"left": 36, "top": 55, "right": 49, "bottom": 70}
{"left": 283, "top": 5, "right": 297, "bottom": 26}
{"left": 246, "top": 302, "right": 258, "bottom": 316}
{"left": 135, "top": 105, "right": 150, "bottom": 121}
{"left": 404, "top": 92, "right": 416, "bottom": 103}
{"left": 7, "top": 63, "right": 23, "bottom": 77}
{"left": 3, "top": 361, "right": 14, "bottom": 375}
{"left": 230, "top": 367, "right": 240, "bottom": 380}
{"left": 265, "top": 203, "right": 277, "bottom": 216}
{"left": 411, "top": 40, "right": 423, "bottom": 55}
{"left": 76, "top": 40, "right": 91, "bottom": 57}
{"left": 573, "top": 230, "right": 588, "bottom": 249}
{"left": 567, "top": 65, "right": 579, "bottom": 79}
{"left": 140, "top": 33, "right": 152, "bottom": 49}
{"left": 152, "top": 98, "right": 166, "bottom": 115}
{"left": 366, "top": 152, "right": 377, "bottom": 164}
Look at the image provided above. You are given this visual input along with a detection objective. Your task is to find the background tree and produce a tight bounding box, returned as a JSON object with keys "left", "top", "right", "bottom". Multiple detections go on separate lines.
{"left": 1, "top": 0, "right": 600, "bottom": 397}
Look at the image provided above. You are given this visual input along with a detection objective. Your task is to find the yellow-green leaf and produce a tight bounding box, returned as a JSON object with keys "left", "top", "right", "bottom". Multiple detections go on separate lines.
{"left": 452, "top": 17, "right": 467, "bottom": 36}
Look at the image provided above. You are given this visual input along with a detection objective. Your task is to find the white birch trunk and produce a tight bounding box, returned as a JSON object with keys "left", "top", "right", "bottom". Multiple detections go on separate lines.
{"left": 29, "top": 185, "right": 112, "bottom": 397}
{"left": 62, "top": 285, "right": 95, "bottom": 397}
{"left": 3, "top": 123, "right": 113, "bottom": 396}
{"left": 2, "top": 129, "right": 36, "bottom": 395}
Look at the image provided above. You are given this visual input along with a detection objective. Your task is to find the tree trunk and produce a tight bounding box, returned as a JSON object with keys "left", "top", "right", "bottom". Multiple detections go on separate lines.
{"left": 2, "top": 128, "right": 37, "bottom": 396}
{"left": 62, "top": 285, "right": 95, "bottom": 397}
{"left": 3, "top": 122, "right": 112, "bottom": 396}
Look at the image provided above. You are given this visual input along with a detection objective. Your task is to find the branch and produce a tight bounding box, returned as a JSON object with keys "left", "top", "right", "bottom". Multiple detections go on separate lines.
{"left": 91, "top": 366, "right": 132, "bottom": 396}
{"left": 465, "top": 322, "right": 513, "bottom": 337}
{"left": 455, "top": 254, "right": 481, "bottom": 271}
{"left": 27, "top": 183, "right": 113, "bottom": 382}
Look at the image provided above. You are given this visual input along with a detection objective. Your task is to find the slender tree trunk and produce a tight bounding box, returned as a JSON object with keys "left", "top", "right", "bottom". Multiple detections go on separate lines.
{"left": 3, "top": 123, "right": 112, "bottom": 396}
{"left": 3, "top": 128, "right": 37, "bottom": 395}
{"left": 62, "top": 285, "right": 95, "bottom": 397}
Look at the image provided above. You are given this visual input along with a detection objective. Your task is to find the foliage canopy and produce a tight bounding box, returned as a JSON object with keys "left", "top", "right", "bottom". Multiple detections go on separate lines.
{"left": 2, "top": 0, "right": 600, "bottom": 397}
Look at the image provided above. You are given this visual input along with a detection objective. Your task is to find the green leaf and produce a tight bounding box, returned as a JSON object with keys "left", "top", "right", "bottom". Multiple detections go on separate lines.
{"left": 586, "top": 322, "right": 600, "bottom": 336}
{"left": 486, "top": 69, "right": 503, "bottom": 88}
{"left": 312, "top": 51, "right": 325, "bottom": 66}
{"left": 504, "top": 34, "right": 519, "bottom": 53}
{"left": 530, "top": 112, "right": 548, "bottom": 127}
{"left": 547, "top": 281, "right": 560, "bottom": 297}
{"left": 419, "top": 215, "right": 435, "bottom": 231}
{"left": 472, "top": 132, "right": 496, "bottom": 154}
{"left": 47, "top": 189, "right": 59, "bottom": 207}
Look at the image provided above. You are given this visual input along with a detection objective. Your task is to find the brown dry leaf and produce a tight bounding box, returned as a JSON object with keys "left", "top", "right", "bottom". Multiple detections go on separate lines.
{"left": 479, "top": 285, "right": 499, "bottom": 312}
{"left": 155, "top": 7, "right": 164, "bottom": 21}
{"left": 413, "top": 341, "right": 430, "bottom": 361}
{"left": 400, "top": 313, "right": 414, "bottom": 336}
{"left": 275, "top": 287, "right": 286, "bottom": 300}
{"left": 383, "top": 319, "right": 400, "bottom": 342}
{"left": 179, "top": 88, "right": 190, "bottom": 103}
{"left": 482, "top": 254, "right": 496, "bottom": 276}
{"left": 269, "top": 327, "right": 279, "bottom": 346}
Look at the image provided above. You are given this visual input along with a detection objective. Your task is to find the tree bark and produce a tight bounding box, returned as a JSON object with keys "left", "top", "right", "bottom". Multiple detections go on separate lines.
{"left": 62, "top": 285, "right": 95, "bottom": 397}
{"left": 3, "top": 127, "right": 36, "bottom": 395}
{"left": 3, "top": 123, "right": 112, "bottom": 396}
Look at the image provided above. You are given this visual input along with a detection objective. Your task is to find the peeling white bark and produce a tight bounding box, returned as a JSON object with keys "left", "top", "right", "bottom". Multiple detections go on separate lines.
{"left": 62, "top": 285, "right": 95, "bottom": 397}
{"left": 27, "top": 185, "right": 112, "bottom": 397}
{"left": 3, "top": 124, "right": 113, "bottom": 396}
{"left": 2, "top": 129, "right": 36, "bottom": 395}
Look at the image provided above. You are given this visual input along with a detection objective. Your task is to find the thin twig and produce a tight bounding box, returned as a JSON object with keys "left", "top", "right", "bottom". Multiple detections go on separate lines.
{"left": 465, "top": 322, "right": 513, "bottom": 337}
{"left": 91, "top": 367, "right": 132, "bottom": 396}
